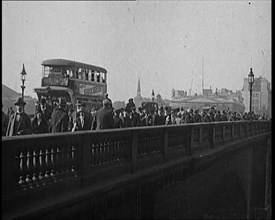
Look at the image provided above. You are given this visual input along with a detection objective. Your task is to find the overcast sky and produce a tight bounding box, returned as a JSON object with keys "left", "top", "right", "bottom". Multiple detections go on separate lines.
{"left": 2, "top": 1, "right": 271, "bottom": 102}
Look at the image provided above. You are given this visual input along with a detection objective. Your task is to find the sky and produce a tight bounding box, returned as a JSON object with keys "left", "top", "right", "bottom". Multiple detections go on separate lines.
{"left": 2, "top": 1, "right": 271, "bottom": 102}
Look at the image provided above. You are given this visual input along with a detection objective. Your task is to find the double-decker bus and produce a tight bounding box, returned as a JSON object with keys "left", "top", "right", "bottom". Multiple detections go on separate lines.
{"left": 34, "top": 59, "right": 107, "bottom": 110}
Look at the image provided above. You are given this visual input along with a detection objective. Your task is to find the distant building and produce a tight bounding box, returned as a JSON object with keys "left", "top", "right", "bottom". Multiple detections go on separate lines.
{"left": 203, "top": 88, "right": 212, "bottom": 96}
{"left": 171, "top": 89, "right": 187, "bottom": 99}
{"left": 170, "top": 95, "right": 245, "bottom": 112}
{"left": 241, "top": 76, "right": 271, "bottom": 116}
{"left": 170, "top": 87, "right": 245, "bottom": 112}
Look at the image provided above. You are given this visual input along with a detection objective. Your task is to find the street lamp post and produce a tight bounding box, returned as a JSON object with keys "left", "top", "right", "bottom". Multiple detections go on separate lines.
{"left": 248, "top": 68, "right": 254, "bottom": 113}
{"left": 20, "top": 64, "right": 27, "bottom": 102}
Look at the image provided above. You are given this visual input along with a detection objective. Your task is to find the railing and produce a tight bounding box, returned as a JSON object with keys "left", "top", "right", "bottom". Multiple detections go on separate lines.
{"left": 2, "top": 121, "right": 271, "bottom": 215}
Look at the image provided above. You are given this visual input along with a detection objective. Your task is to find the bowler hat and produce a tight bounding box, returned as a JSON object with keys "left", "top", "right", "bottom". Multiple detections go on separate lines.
{"left": 14, "top": 97, "right": 26, "bottom": 106}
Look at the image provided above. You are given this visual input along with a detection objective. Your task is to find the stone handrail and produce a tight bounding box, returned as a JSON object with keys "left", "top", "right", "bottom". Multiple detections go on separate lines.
{"left": 1, "top": 121, "right": 271, "bottom": 214}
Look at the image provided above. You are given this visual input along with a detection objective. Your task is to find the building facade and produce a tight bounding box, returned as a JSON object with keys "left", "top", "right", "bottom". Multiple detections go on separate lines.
{"left": 241, "top": 76, "right": 271, "bottom": 116}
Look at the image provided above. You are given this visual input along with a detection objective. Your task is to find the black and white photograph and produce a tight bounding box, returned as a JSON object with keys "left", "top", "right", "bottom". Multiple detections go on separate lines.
{"left": 2, "top": 1, "right": 271, "bottom": 219}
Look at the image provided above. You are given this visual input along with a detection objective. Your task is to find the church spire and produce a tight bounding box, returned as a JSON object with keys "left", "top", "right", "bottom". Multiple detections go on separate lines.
{"left": 137, "top": 78, "right": 141, "bottom": 97}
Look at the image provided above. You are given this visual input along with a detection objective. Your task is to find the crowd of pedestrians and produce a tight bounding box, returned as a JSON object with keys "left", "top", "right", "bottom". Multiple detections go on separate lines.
{"left": 2, "top": 95, "right": 271, "bottom": 137}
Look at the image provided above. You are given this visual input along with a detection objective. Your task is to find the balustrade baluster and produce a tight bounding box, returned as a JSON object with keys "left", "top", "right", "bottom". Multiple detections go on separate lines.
{"left": 19, "top": 151, "right": 25, "bottom": 172}
{"left": 32, "top": 149, "right": 39, "bottom": 187}
{"left": 61, "top": 146, "right": 69, "bottom": 177}
{"left": 50, "top": 147, "right": 57, "bottom": 182}
{"left": 96, "top": 142, "right": 101, "bottom": 165}
{"left": 94, "top": 143, "right": 99, "bottom": 165}
{"left": 104, "top": 141, "right": 109, "bottom": 163}
{"left": 18, "top": 150, "right": 27, "bottom": 190}
{"left": 99, "top": 142, "right": 103, "bottom": 164}
{"left": 26, "top": 150, "right": 34, "bottom": 189}
{"left": 71, "top": 146, "right": 77, "bottom": 177}
{"left": 114, "top": 140, "right": 119, "bottom": 161}
{"left": 20, "top": 149, "right": 29, "bottom": 188}
{"left": 91, "top": 143, "right": 95, "bottom": 166}
{"left": 66, "top": 145, "right": 71, "bottom": 172}
{"left": 55, "top": 147, "right": 61, "bottom": 178}
{"left": 38, "top": 149, "right": 45, "bottom": 185}
{"left": 44, "top": 148, "right": 51, "bottom": 179}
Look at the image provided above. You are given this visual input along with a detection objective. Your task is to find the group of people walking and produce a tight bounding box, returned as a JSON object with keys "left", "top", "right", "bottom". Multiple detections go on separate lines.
{"left": 2, "top": 96, "right": 115, "bottom": 136}
{"left": 2, "top": 95, "right": 270, "bottom": 137}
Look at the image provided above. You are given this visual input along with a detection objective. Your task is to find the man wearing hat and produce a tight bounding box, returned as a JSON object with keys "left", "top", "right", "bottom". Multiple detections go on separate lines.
{"left": 50, "top": 97, "right": 69, "bottom": 133}
{"left": 125, "top": 98, "right": 135, "bottom": 113}
{"left": 6, "top": 97, "right": 32, "bottom": 136}
{"left": 40, "top": 98, "right": 52, "bottom": 122}
{"left": 92, "top": 99, "right": 114, "bottom": 130}
{"left": 72, "top": 100, "right": 92, "bottom": 131}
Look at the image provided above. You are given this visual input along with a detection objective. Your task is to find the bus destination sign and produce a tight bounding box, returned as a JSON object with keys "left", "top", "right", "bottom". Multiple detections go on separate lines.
{"left": 79, "top": 83, "right": 103, "bottom": 96}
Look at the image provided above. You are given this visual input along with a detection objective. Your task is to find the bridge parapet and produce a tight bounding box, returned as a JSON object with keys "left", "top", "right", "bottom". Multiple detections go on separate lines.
{"left": 2, "top": 121, "right": 271, "bottom": 217}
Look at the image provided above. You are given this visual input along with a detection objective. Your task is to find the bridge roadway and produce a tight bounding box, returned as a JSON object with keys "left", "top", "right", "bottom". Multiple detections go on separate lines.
{"left": 2, "top": 121, "right": 271, "bottom": 219}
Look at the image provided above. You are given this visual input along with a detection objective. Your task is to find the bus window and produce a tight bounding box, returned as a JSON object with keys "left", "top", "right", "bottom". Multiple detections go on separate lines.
{"left": 69, "top": 69, "right": 74, "bottom": 78}
{"left": 81, "top": 70, "right": 85, "bottom": 80}
{"left": 77, "top": 68, "right": 82, "bottom": 80}
{"left": 66, "top": 69, "right": 70, "bottom": 78}
{"left": 85, "top": 69, "right": 88, "bottom": 80}
{"left": 76, "top": 70, "right": 79, "bottom": 79}
{"left": 91, "top": 71, "right": 95, "bottom": 81}
{"left": 62, "top": 68, "right": 68, "bottom": 77}
{"left": 44, "top": 66, "right": 50, "bottom": 77}
{"left": 49, "top": 67, "right": 62, "bottom": 77}
{"left": 102, "top": 73, "right": 106, "bottom": 83}
{"left": 53, "top": 67, "right": 61, "bottom": 73}
{"left": 78, "top": 68, "right": 85, "bottom": 80}
{"left": 96, "top": 72, "right": 100, "bottom": 82}
{"left": 88, "top": 70, "right": 92, "bottom": 81}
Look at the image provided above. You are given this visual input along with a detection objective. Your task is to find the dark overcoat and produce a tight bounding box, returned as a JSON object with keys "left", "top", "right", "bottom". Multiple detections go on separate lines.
{"left": 50, "top": 107, "right": 69, "bottom": 133}
{"left": 92, "top": 107, "right": 114, "bottom": 130}
{"left": 6, "top": 112, "right": 32, "bottom": 136}
{"left": 31, "top": 117, "right": 49, "bottom": 134}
